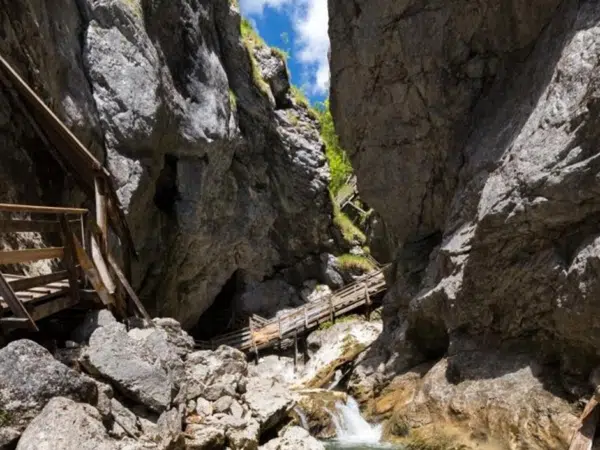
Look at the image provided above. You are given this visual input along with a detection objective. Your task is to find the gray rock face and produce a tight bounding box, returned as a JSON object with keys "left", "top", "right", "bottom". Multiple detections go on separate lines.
{"left": 330, "top": 0, "right": 600, "bottom": 377}
{"left": 0, "top": 340, "right": 97, "bottom": 433}
{"left": 82, "top": 323, "right": 172, "bottom": 412}
{"left": 71, "top": 309, "right": 118, "bottom": 344}
{"left": 16, "top": 397, "right": 116, "bottom": 450}
{"left": 1, "top": 0, "right": 333, "bottom": 329}
{"left": 237, "top": 279, "right": 302, "bottom": 318}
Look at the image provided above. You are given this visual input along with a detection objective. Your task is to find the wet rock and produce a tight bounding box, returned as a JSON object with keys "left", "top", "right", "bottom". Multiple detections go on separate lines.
{"left": 15, "top": 397, "right": 116, "bottom": 450}
{"left": 382, "top": 352, "right": 578, "bottom": 450}
{"left": 260, "top": 426, "right": 325, "bottom": 450}
{"left": 300, "top": 320, "right": 382, "bottom": 388}
{"left": 244, "top": 377, "right": 293, "bottom": 432}
{"left": 0, "top": 340, "right": 97, "bottom": 434}
{"left": 82, "top": 323, "right": 172, "bottom": 413}
{"left": 294, "top": 390, "right": 348, "bottom": 439}
{"left": 71, "top": 309, "right": 117, "bottom": 344}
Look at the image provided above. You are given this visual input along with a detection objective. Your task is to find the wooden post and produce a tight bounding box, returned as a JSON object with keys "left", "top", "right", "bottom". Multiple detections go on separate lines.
{"left": 94, "top": 177, "right": 108, "bottom": 252}
{"left": 364, "top": 283, "right": 371, "bottom": 320}
{"left": 293, "top": 327, "right": 298, "bottom": 372}
{"left": 328, "top": 295, "right": 334, "bottom": 323}
{"left": 249, "top": 318, "right": 259, "bottom": 365}
{"left": 303, "top": 306, "right": 309, "bottom": 364}
{"left": 59, "top": 215, "right": 81, "bottom": 306}
{"left": 277, "top": 315, "right": 283, "bottom": 359}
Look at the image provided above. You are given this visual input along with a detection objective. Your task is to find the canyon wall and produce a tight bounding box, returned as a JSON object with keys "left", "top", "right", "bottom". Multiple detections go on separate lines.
{"left": 0, "top": 0, "right": 334, "bottom": 328}
{"left": 330, "top": 0, "right": 600, "bottom": 446}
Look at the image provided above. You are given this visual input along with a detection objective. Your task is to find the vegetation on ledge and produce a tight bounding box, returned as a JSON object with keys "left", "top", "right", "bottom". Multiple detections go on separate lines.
{"left": 333, "top": 201, "right": 366, "bottom": 245}
{"left": 337, "top": 254, "right": 376, "bottom": 273}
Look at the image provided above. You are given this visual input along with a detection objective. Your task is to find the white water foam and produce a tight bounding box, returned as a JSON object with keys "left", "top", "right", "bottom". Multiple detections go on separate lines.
{"left": 328, "top": 396, "right": 383, "bottom": 446}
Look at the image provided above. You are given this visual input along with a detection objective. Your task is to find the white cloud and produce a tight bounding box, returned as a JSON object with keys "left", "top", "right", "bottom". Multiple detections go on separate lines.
{"left": 293, "top": 0, "right": 330, "bottom": 96}
{"left": 239, "top": 0, "right": 293, "bottom": 15}
{"left": 240, "top": 0, "right": 330, "bottom": 97}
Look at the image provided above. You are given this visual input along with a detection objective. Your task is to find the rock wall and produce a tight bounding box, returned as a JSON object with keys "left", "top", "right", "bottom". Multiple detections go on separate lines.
{"left": 0, "top": 0, "right": 333, "bottom": 327}
{"left": 329, "top": 0, "right": 600, "bottom": 446}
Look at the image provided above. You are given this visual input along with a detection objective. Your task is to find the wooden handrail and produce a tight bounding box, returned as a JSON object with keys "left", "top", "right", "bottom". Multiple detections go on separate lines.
{"left": 0, "top": 203, "right": 88, "bottom": 215}
{"left": 0, "top": 247, "right": 64, "bottom": 264}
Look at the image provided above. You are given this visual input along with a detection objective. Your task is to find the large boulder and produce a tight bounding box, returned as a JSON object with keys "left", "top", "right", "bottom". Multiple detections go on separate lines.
{"left": 81, "top": 323, "right": 173, "bottom": 412}
{"left": 15, "top": 397, "right": 117, "bottom": 450}
{"left": 71, "top": 309, "right": 118, "bottom": 344}
{"left": 259, "top": 426, "right": 325, "bottom": 450}
{"left": 0, "top": 340, "right": 97, "bottom": 434}
{"left": 244, "top": 377, "right": 294, "bottom": 432}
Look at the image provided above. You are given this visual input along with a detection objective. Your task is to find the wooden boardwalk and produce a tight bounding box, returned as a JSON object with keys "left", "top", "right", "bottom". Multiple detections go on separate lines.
{"left": 0, "top": 54, "right": 149, "bottom": 331}
{"left": 197, "top": 266, "right": 387, "bottom": 354}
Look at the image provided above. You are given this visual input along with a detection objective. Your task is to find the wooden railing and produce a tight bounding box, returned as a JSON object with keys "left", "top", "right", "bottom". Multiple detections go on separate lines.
{"left": 196, "top": 266, "right": 388, "bottom": 354}
{"left": 0, "top": 203, "right": 149, "bottom": 331}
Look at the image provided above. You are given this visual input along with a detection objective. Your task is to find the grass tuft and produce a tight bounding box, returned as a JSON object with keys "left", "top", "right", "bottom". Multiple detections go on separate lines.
{"left": 229, "top": 89, "right": 237, "bottom": 111}
{"left": 337, "top": 254, "right": 376, "bottom": 273}
{"left": 333, "top": 202, "right": 366, "bottom": 245}
{"left": 240, "top": 18, "right": 271, "bottom": 96}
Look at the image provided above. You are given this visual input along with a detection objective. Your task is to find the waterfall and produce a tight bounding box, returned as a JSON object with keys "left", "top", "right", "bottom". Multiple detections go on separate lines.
{"left": 294, "top": 406, "right": 310, "bottom": 430}
{"left": 328, "top": 396, "right": 383, "bottom": 445}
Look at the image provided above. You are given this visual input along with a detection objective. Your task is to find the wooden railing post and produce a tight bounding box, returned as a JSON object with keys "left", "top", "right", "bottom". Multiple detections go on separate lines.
{"left": 59, "top": 215, "right": 80, "bottom": 306}
{"left": 249, "top": 317, "right": 259, "bottom": 365}
{"left": 94, "top": 176, "right": 108, "bottom": 254}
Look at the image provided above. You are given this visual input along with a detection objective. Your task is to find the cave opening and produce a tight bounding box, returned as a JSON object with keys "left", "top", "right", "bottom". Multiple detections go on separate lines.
{"left": 154, "top": 153, "right": 180, "bottom": 214}
{"left": 191, "top": 270, "right": 244, "bottom": 340}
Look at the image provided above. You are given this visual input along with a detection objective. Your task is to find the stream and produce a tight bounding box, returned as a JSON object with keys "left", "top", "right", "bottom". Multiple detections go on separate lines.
{"left": 323, "top": 397, "right": 394, "bottom": 450}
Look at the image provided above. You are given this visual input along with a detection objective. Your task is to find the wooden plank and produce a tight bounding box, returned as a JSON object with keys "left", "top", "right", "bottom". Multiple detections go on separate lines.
{"left": 90, "top": 234, "right": 116, "bottom": 295}
{"left": 95, "top": 177, "right": 108, "bottom": 253}
{"left": 0, "top": 317, "right": 31, "bottom": 330}
{"left": 30, "top": 291, "right": 80, "bottom": 321}
{"left": 107, "top": 253, "right": 152, "bottom": 322}
{"left": 59, "top": 215, "right": 81, "bottom": 305}
{"left": 0, "top": 219, "right": 61, "bottom": 233}
{"left": 71, "top": 232, "right": 116, "bottom": 310}
{"left": 8, "top": 271, "right": 68, "bottom": 292}
{"left": 0, "top": 203, "right": 87, "bottom": 215}
{"left": 0, "top": 272, "right": 37, "bottom": 331}
{"left": 0, "top": 247, "right": 64, "bottom": 265}
{"left": 569, "top": 398, "right": 599, "bottom": 450}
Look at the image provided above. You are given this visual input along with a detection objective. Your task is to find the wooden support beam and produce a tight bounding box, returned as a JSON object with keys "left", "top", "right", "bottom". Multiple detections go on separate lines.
{"left": 328, "top": 295, "right": 334, "bottom": 323}
{"left": 0, "top": 272, "right": 37, "bottom": 331}
{"left": 0, "top": 247, "right": 64, "bottom": 265}
{"left": 0, "top": 317, "right": 32, "bottom": 330}
{"left": 71, "top": 232, "right": 116, "bottom": 310}
{"left": 0, "top": 203, "right": 87, "bottom": 215}
{"left": 95, "top": 177, "right": 108, "bottom": 253}
{"left": 249, "top": 318, "right": 259, "bottom": 365}
{"left": 107, "top": 253, "right": 151, "bottom": 322}
{"left": 90, "top": 234, "right": 116, "bottom": 295}
{"left": 30, "top": 291, "right": 78, "bottom": 321}
{"left": 8, "top": 271, "right": 68, "bottom": 292}
{"left": 364, "top": 283, "right": 371, "bottom": 321}
{"left": 59, "top": 215, "right": 81, "bottom": 306}
{"left": 293, "top": 328, "right": 298, "bottom": 372}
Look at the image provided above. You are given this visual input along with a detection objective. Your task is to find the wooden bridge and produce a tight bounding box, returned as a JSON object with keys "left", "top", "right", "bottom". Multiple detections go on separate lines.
{"left": 0, "top": 54, "right": 150, "bottom": 331}
{"left": 197, "top": 266, "right": 388, "bottom": 357}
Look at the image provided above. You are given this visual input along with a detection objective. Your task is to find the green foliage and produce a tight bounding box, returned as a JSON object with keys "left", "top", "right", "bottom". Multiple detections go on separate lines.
{"left": 240, "top": 18, "right": 271, "bottom": 96}
{"left": 290, "top": 85, "right": 310, "bottom": 108}
{"left": 315, "top": 99, "right": 353, "bottom": 196}
{"left": 0, "top": 409, "right": 10, "bottom": 427}
{"left": 229, "top": 89, "right": 237, "bottom": 110}
{"left": 318, "top": 314, "right": 361, "bottom": 331}
{"left": 271, "top": 47, "right": 289, "bottom": 62}
{"left": 229, "top": 0, "right": 239, "bottom": 6}
{"left": 337, "top": 254, "right": 376, "bottom": 273}
{"left": 123, "top": 0, "right": 142, "bottom": 18}
{"left": 333, "top": 202, "right": 366, "bottom": 245}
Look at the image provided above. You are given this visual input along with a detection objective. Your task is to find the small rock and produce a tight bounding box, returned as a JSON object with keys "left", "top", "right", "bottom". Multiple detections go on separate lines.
{"left": 196, "top": 398, "right": 213, "bottom": 417}
{"left": 214, "top": 396, "right": 234, "bottom": 414}
{"left": 230, "top": 400, "right": 244, "bottom": 419}
{"left": 187, "top": 399, "right": 197, "bottom": 414}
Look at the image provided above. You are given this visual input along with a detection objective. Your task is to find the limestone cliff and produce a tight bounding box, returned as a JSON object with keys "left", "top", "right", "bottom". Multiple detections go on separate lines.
{"left": 329, "top": 0, "right": 600, "bottom": 447}
{"left": 0, "top": 0, "right": 333, "bottom": 327}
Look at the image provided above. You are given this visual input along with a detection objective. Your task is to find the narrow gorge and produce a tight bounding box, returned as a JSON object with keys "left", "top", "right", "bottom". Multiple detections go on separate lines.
{"left": 2, "top": 0, "right": 600, "bottom": 449}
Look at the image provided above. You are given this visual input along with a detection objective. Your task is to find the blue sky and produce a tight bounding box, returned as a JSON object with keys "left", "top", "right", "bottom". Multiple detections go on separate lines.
{"left": 239, "top": 0, "right": 329, "bottom": 105}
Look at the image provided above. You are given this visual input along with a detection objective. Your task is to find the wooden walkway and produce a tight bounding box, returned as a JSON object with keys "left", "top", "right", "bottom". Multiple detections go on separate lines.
{"left": 197, "top": 266, "right": 387, "bottom": 354}
{"left": 0, "top": 54, "right": 149, "bottom": 331}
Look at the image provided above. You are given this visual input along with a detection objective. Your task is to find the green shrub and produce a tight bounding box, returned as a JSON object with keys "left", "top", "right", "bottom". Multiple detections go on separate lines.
{"left": 337, "top": 254, "right": 376, "bottom": 273}
{"left": 333, "top": 202, "right": 366, "bottom": 245}
{"left": 271, "top": 47, "right": 289, "bottom": 62}
{"left": 290, "top": 85, "right": 310, "bottom": 108}
{"left": 229, "top": 89, "right": 237, "bottom": 110}
{"left": 315, "top": 100, "right": 353, "bottom": 196}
